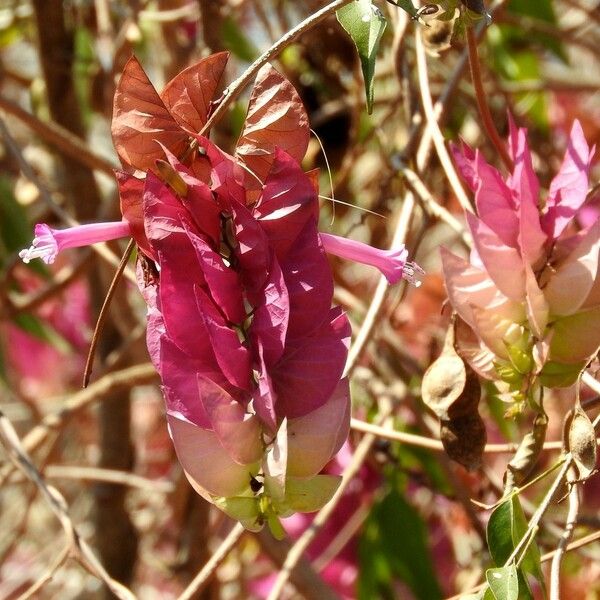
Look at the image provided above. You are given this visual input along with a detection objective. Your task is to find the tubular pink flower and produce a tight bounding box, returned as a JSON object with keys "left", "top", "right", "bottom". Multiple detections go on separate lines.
{"left": 319, "top": 232, "right": 424, "bottom": 286}
{"left": 19, "top": 221, "right": 131, "bottom": 264}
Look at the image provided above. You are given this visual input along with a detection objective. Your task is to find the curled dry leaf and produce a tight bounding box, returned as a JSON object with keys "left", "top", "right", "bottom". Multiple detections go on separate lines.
{"left": 440, "top": 412, "right": 487, "bottom": 471}
{"left": 422, "top": 320, "right": 480, "bottom": 420}
{"left": 565, "top": 405, "right": 597, "bottom": 482}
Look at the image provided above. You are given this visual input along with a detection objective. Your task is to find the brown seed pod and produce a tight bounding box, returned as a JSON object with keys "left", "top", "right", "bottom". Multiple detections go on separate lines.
{"left": 422, "top": 322, "right": 479, "bottom": 420}
{"left": 440, "top": 412, "right": 487, "bottom": 471}
{"left": 565, "top": 405, "right": 597, "bottom": 482}
{"left": 505, "top": 412, "right": 548, "bottom": 491}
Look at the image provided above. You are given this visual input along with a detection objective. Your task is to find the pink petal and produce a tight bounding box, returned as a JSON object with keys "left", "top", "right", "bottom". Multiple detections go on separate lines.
{"left": 287, "top": 378, "right": 350, "bottom": 478}
{"left": 198, "top": 375, "right": 263, "bottom": 465}
{"left": 508, "top": 127, "right": 547, "bottom": 265}
{"left": 231, "top": 201, "right": 271, "bottom": 299}
{"left": 252, "top": 343, "right": 278, "bottom": 431}
{"left": 280, "top": 220, "right": 334, "bottom": 339}
{"left": 544, "top": 220, "right": 600, "bottom": 316}
{"left": 254, "top": 148, "right": 319, "bottom": 260}
{"left": 264, "top": 419, "right": 288, "bottom": 504}
{"left": 195, "top": 286, "right": 251, "bottom": 391}
{"left": 158, "top": 144, "right": 222, "bottom": 244}
{"left": 450, "top": 140, "right": 478, "bottom": 192}
{"left": 466, "top": 212, "right": 526, "bottom": 300}
{"left": 167, "top": 412, "right": 256, "bottom": 498}
{"left": 185, "top": 225, "right": 246, "bottom": 325}
{"left": 272, "top": 307, "right": 351, "bottom": 419}
{"left": 440, "top": 248, "right": 523, "bottom": 325}
{"left": 473, "top": 153, "right": 519, "bottom": 248}
{"left": 543, "top": 120, "right": 594, "bottom": 239}
{"left": 251, "top": 253, "right": 290, "bottom": 366}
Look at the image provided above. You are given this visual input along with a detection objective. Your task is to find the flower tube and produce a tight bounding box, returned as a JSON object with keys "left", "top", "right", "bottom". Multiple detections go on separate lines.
{"left": 19, "top": 221, "right": 131, "bottom": 264}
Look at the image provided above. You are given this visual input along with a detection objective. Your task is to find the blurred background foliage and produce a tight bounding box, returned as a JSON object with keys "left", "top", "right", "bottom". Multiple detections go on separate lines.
{"left": 0, "top": 0, "right": 599, "bottom": 598}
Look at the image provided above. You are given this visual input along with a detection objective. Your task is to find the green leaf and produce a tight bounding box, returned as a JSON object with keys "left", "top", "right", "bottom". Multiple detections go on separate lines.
{"left": 486, "top": 566, "right": 519, "bottom": 600}
{"left": 358, "top": 488, "right": 443, "bottom": 600}
{"left": 278, "top": 475, "right": 340, "bottom": 513}
{"left": 487, "top": 496, "right": 544, "bottom": 598}
{"left": 387, "top": 0, "right": 418, "bottom": 17}
{"left": 337, "top": 0, "right": 387, "bottom": 114}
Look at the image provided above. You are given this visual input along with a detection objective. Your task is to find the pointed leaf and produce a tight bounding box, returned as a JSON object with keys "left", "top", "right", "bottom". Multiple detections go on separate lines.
{"left": 236, "top": 64, "right": 309, "bottom": 182}
{"left": 337, "top": 0, "right": 387, "bottom": 114}
{"left": 265, "top": 419, "right": 288, "bottom": 503}
{"left": 466, "top": 212, "right": 526, "bottom": 300}
{"left": 543, "top": 120, "right": 594, "bottom": 239}
{"left": 112, "top": 56, "right": 189, "bottom": 171}
{"left": 160, "top": 52, "right": 229, "bottom": 133}
{"left": 550, "top": 305, "right": 600, "bottom": 363}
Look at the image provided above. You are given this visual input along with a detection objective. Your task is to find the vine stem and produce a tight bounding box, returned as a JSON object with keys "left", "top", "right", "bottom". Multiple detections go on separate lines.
{"left": 465, "top": 25, "right": 514, "bottom": 172}
{"left": 178, "top": 523, "right": 246, "bottom": 600}
{"left": 549, "top": 469, "right": 580, "bottom": 600}
{"left": 199, "top": 0, "right": 354, "bottom": 137}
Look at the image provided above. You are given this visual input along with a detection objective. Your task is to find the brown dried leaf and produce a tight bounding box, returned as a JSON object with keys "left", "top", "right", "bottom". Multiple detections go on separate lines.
{"left": 112, "top": 56, "right": 189, "bottom": 172}
{"left": 566, "top": 406, "right": 597, "bottom": 481}
{"left": 440, "top": 413, "right": 487, "bottom": 471}
{"left": 236, "top": 64, "right": 309, "bottom": 183}
{"left": 160, "top": 52, "right": 229, "bottom": 134}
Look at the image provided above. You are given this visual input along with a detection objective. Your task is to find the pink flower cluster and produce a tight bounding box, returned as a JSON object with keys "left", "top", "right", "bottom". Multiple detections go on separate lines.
{"left": 444, "top": 118, "right": 598, "bottom": 400}
{"left": 19, "top": 56, "right": 422, "bottom": 531}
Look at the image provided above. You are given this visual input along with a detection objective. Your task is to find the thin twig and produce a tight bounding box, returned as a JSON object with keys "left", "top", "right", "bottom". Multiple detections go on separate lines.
{"left": 178, "top": 522, "right": 245, "bottom": 600}
{"left": 0, "top": 410, "right": 136, "bottom": 600}
{"left": 83, "top": 238, "right": 136, "bottom": 387}
{"left": 0, "top": 363, "right": 158, "bottom": 486}
{"left": 414, "top": 27, "right": 473, "bottom": 213}
{"left": 198, "top": 0, "right": 354, "bottom": 137}
{"left": 350, "top": 418, "right": 577, "bottom": 454}
{"left": 465, "top": 26, "right": 514, "bottom": 172}
{"left": 0, "top": 96, "right": 117, "bottom": 175}
{"left": 550, "top": 469, "right": 580, "bottom": 600}
{"left": 397, "top": 163, "right": 472, "bottom": 246}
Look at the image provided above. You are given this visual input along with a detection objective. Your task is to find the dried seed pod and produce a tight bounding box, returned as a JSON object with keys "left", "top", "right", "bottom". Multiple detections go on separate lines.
{"left": 422, "top": 322, "right": 479, "bottom": 420}
{"left": 440, "top": 412, "right": 487, "bottom": 471}
{"left": 565, "top": 405, "right": 597, "bottom": 482}
{"left": 505, "top": 413, "right": 548, "bottom": 492}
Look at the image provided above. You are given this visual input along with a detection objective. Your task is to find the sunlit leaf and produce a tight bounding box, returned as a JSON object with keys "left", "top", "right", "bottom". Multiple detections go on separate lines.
{"left": 337, "top": 0, "right": 387, "bottom": 113}
{"left": 112, "top": 56, "right": 190, "bottom": 171}
{"left": 486, "top": 565, "right": 519, "bottom": 600}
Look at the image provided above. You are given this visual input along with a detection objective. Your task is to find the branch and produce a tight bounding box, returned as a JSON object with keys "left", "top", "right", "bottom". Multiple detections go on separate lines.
{"left": 0, "top": 410, "right": 136, "bottom": 600}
